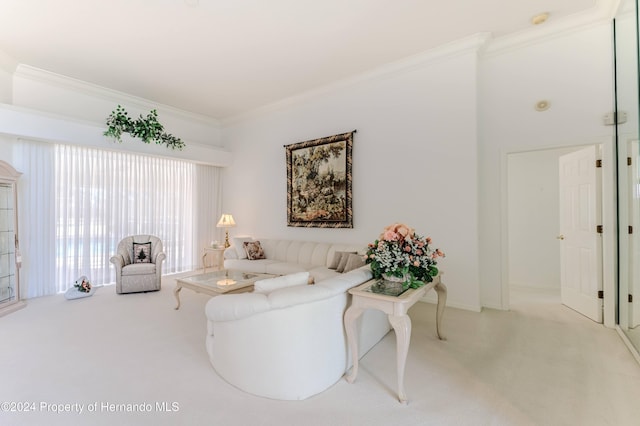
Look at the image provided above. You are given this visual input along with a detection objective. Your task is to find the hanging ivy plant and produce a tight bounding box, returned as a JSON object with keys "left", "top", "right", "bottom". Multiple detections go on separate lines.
{"left": 104, "top": 105, "right": 186, "bottom": 151}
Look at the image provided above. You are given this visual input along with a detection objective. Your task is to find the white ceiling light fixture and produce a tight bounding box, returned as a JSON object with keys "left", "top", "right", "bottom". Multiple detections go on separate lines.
{"left": 531, "top": 12, "right": 550, "bottom": 25}
{"left": 535, "top": 100, "right": 551, "bottom": 111}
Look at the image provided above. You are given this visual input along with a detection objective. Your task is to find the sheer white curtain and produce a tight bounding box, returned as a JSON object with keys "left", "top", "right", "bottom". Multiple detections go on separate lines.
{"left": 12, "top": 139, "right": 56, "bottom": 298}
{"left": 9, "top": 141, "right": 220, "bottom": 297}
{"left": 194, "top": 164, "right": 222, "bottom": 259}
{"left": 54, "top": 145, "right": 205, "bottom": 292}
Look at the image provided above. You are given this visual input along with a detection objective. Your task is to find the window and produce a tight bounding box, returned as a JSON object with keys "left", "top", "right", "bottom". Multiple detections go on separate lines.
{"left": 0, "top": 142, "right": 223, "bottom": 296}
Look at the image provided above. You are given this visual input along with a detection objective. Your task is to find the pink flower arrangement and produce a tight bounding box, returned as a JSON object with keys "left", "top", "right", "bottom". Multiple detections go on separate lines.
{"left": 74, "top": 277, "right": 92, "bottom": 293}
{"left": 366, "top": 223, "right": 444, "bottom": 289}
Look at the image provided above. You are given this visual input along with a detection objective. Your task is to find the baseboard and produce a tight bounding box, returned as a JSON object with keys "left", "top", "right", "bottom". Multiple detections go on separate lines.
{"left": 616, "top": 326, "right": 640, "bottom": 366}
{"left": 0, "top": 300, "right": 26, "bottom": 317}
{"left": 419, "top": 295, "right": 482, "bottom": 313}
{"left": 509, "top": 284, "right": 560, "bottom": 292}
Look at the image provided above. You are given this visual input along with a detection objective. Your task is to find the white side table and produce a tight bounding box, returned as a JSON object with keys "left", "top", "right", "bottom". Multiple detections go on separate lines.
{"left": 202, "top": 247, "right": 225, "bottom": 272}
{"left": 344, "top": 274, "right": 447, "bottom": 404}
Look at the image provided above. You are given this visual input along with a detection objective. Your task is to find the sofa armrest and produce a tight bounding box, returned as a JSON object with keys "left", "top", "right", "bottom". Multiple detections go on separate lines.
{"left": 154, "top": 251, "right": 166, "bottom": 265}
{"left": 110, "top": 254, "right": 124, "bottom": 270}
{"left": 224, "top": 246, "right": 238, "bottom": 259}
{"left": 205, "top": 293, "right": 270, "bottom": 322}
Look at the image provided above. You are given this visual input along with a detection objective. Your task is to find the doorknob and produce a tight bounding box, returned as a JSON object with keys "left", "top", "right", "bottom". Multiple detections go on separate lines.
{"left": 557, "top": 235, "right": 565, "bottom": 240}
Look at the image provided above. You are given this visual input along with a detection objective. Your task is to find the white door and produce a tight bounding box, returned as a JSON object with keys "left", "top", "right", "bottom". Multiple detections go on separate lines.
{"left": 558, "top": 145, "right": 603, "bottom": 323}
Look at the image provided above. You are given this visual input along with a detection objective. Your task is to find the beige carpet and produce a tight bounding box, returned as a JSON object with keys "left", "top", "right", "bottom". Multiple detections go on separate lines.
{"left": 1, "top": 274, "right": 639, "bottom": 426}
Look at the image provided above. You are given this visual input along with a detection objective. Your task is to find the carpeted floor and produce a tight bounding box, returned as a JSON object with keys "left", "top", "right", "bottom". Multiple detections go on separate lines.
{"left": 1, "top": 274, "right": 639, "bottom": 426}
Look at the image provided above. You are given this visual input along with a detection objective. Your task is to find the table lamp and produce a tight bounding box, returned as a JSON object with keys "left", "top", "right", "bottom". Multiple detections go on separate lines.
{"left": 216, "top": 214, "right": 236, "bottom": 248}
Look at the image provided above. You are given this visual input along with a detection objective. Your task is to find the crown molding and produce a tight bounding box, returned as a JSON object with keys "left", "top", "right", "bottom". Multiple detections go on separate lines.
{"left": 484, "top": 0, "right": 621, "bottom": 57}
{"left": 0, "top": 103, "right": 232, "bottom": 167}
{"left": 13, "top": 64, "right": 221, "bottom": 127}
{"left": 222, "top": 32, "right": 492, "bottom": 126}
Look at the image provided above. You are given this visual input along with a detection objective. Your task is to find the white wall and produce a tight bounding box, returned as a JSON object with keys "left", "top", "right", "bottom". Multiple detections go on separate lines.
{"left": 479, "top": 22, "right": 615, "bottom": 309}
{"left": 0, "top": 69, "right": 11, "bottom": 104}
{"left": 222, "top": 22, "right": 616, "bottom": 312}
{"left": 0, "top": 64, "right": 231, "bottom": 166}
{"left": 222, "top": 42, "right": 483, "bottom": 311}
{"left": 12, "top": 65, "right": 222, "bottom": 147}
{"left": 0, "top": 50, "right": 15, "bottom": 104}
{"left": 507, "top": 147, "right": 582, "bottom": 290}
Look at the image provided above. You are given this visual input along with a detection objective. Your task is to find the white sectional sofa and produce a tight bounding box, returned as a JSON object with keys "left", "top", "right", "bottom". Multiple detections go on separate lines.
{"left": 205, "top": 265, "right": 391, "bottom": 400}
{"left": 223, "top": 237, "right": 367, "bottom": 282}
{"left": 208, "top": 238, "right": 393, "bottom": 400}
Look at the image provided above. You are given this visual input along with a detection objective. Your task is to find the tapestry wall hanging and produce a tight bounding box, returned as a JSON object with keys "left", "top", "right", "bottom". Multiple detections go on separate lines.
{"left": 285, "top": 131, "right": 354, "bottom": 228}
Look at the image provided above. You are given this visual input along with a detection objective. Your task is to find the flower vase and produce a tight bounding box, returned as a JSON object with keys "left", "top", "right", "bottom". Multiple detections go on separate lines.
{"left": 383, "top": 272, "right": 410, "bottom": 285}
{"left": 370, "top": 273, "right": 409, "bottom": 296}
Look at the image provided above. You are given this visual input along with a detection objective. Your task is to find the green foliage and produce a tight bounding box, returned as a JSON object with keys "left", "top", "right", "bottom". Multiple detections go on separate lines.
{"left": 104, "top": 105, "right": 186, "bottom": 150}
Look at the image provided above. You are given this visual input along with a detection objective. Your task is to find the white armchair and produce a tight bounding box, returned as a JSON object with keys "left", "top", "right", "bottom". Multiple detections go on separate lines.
{"left": 110, "top": 235, "right": 166, "bottom": 294}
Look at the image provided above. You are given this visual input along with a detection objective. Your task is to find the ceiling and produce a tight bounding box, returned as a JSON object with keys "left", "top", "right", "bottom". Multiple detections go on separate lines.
{"left": 0, "top": 0, "right": 613, "bottom": 120}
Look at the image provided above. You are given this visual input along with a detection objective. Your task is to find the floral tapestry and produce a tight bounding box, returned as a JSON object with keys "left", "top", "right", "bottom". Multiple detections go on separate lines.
{"left": 285, "top": 131, "right": 354, "bottom": 228}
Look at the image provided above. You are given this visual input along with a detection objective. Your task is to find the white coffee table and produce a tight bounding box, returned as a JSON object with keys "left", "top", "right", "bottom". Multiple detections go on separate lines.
{"left": 174, "top": 269, "right": 275, "bottom": 310}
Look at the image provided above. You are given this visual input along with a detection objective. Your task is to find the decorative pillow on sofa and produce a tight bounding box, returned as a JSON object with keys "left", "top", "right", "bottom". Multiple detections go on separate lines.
{"left": 336, "top": 252, "right": 355, "bottom": 273}
{"left": 133, "top": 242, "right": 152, "bottom": 263}
{"left": 244, "top": 241, "right": 265, "bottom": 260}
{"left": 232, "top": 237, "right": 253, "bottom": 259}
{"left": 329, "top": 251, "right": 356, "bottom": 270}
{"left": 342, "top": 253, "right": 366, "bottom": 273}
{"left": 253, "top": 272, "right": 310, "bottom": 294}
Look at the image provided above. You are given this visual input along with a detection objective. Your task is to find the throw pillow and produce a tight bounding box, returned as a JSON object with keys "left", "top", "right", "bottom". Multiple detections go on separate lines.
{"left": 244, "top": 241, "right": 265, "bottom": 260}
{"left": 253, "top": 272, "right": 310, "bottom": 294}
{"left": 329, "top": 251, "right": 356, "bottom": 269}
{"left": 133, "top": 242, "right": 152, "bottom": 263}
{"left": 343, "top": 253, "right": 366, "bottom": 273}
{"left": 336, "top": 252, "right": 354, "bottom": 273}
{"left": 232, "top": 237, "right": 253, "bottom": 259}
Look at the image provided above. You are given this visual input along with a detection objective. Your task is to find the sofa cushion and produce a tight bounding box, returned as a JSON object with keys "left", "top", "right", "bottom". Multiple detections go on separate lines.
{"left": 224, "top": 259, "right": 277, "bottom": 273}
{"left": 308, "top": 266, "right": 341, "bottom": 282}
{"left": 122, "top": 263, "right": 156, "bottom": 276}
{"left": 254, "top": 272, "right": 310, "bottom": 294}
{"left": 327, "top": 244, "right": 365, "bottom": 268}
{"left": 343, "top": 253, "right": 366, "bottom": 273}
{"left": 267, "top": 284, "right": 336, "bottom": 309}
{"left": 309, "top": 243, "right": 332, "bottom": 267}
{"left": 317, "top": 265, "right": 373, "bottom": 293}
{"left": 265, "top": 262, "right": 309, "bottom": 276}
{"left": 244, "top": 241, "right": 265, "bottom": 260}
{"left": 232, "top": 237, "right": 253, "bottom": 259}
{"left": 329, "top": 251, "right": 354, "bottom": 269}
{"left": 336, "top": 252, "right": 352, "bottom": 273}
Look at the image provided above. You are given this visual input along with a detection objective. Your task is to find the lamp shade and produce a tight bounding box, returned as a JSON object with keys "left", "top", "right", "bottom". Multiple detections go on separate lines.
{"left": 216, "top": 214, "right": 236, "bottom": 228}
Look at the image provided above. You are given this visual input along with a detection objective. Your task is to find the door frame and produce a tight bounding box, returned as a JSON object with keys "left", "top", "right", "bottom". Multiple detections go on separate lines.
{"left": 500, "top": 137, "right": 617, "bottom": 328}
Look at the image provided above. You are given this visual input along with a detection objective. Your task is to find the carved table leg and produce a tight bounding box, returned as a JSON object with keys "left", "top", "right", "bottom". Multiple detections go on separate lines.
{"left": 344, "top": 305, "right": 364, "bottom": 383}
{"left": 434, "top": 282, "right": 447, "bottom": 340}
{"left": 202, "top": 252, "right": 208, "bottom": 273}
{"left": 388, "top": 313, "right": 412, "bottom": 404}
{"left": 174, "top": 285, "right": 182, "bottom": 310}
